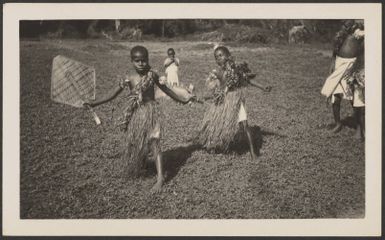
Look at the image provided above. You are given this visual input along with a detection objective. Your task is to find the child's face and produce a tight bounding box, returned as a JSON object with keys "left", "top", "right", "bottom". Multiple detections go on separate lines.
{"left": 168, "top": 51, "right": 175, "bottom": 59}
{"left": 214, "top": 49, "right": 229, "bottom": 67}
{"left": 132, "top": 54, "right": 149, "bottom": 74}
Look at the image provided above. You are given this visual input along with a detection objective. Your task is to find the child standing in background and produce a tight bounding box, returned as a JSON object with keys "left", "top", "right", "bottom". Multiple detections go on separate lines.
{"left": 164, "top": 48, "right": 180, "bottom": 87}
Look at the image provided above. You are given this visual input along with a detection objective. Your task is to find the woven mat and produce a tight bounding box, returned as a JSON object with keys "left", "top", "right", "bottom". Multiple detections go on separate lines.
{"left": 51, "top": 55, "right": 96, "bottom": 108}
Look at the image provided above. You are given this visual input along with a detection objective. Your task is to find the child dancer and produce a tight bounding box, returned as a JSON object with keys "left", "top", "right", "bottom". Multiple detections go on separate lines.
{"left": 85, "top": 46, "right": 195, "bottom": 192}
{"left": 195, "top": 46, "right": 271, "bottom": 160}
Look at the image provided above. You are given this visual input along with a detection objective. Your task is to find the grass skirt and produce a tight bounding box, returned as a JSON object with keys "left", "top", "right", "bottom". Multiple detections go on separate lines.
{"left": 120, "top": 101, "right": 161, "bottom": 178}
{"left": 195, "top": 90, "right": 244, "bottom": 153}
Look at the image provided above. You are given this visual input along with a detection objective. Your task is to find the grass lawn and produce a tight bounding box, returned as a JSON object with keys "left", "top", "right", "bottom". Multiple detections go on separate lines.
{"left": 20, "top": 39, "right": 364, "bottom": 219}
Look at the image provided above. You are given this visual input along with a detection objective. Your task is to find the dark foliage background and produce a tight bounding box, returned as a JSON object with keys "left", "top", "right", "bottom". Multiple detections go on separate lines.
{"left": 20, "top": 19, "right": 344, "bottom": 43}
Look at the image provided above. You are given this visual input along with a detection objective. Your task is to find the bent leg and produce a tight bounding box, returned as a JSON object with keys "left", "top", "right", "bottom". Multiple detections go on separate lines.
{"left": 150, "top": 139, "right": 165, "bottom": 193}
{"left": 353, "top": 107, "right": 365, "bottom": 140}
{"left": 240, "top": 120, "right": 257, "bottom": 161}
{"left": 331, "top": 94, "right": 342, "bottom": 133}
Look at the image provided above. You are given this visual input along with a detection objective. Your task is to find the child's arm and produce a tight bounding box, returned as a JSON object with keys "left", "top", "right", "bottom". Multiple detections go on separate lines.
{"left": 164, "top": 58, "right": 174, "bottom": 68}
{"left": 154, "top": 75, "right": 194, "bottom": 104}
{"left": 248, "top": 79, "right": 272, "bottom": 92}
{"left": 174, "top": 58, "right": 180, "bottom": 67}
{"left": 85, "top": 85, "right": 123, "bottom": 108}
{"left": 329, "top": 55, "right": 336, "bottom": 74}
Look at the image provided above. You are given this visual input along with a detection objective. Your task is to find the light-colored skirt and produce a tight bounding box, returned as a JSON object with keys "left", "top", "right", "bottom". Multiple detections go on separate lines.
{"left": 321, "top": 56, "right": 356, "bottom": 102}
{"left": 165, "top": 64, "right": 179, "bottom": 86}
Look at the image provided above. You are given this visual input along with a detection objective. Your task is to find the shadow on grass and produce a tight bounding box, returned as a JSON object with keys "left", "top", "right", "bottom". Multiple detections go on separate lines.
{"left": 163, "top": 144, "right": 200, "bottom": 182}
{"left": 148, "top": 126, "right": 285, "bottom": 182}
{"left": 230, "top": 125, "right": 285, "bottom": 156}
{"left": 341, "top": 116, "right": 357, "bottom": 129}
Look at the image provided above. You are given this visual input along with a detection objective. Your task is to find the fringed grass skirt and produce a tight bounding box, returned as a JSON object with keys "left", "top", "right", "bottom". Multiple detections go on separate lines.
{"left": 120, "top": 101, "right": 161, "bottom": 178}
{"left": 195, "top": 90, "right": 244, "bottom": 153}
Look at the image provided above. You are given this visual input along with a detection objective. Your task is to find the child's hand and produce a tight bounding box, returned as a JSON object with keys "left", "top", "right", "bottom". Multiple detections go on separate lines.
{"left": 264, "top": 86, "right": 272, "bottom": 92}
{"left": 353, "top": 29, "right": 364, "bottom": 39}
{"left": 188, "top": 94, "right": 197, "bottom": 103}
{"left": 329, "top": 62, "right": 335, "bottom": 74}
{"left": 83, "top": 102, "right": 92, "bottom": 109}
{"left": 159, "top": 76, "right": 167, "bottom": 85}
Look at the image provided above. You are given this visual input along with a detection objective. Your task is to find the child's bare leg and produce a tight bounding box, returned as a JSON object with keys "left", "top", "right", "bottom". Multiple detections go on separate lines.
{"left": 354, "top": 107, "right": 365, "bottom": 140}
{"left": 240, "top": 120, "right": 257, "bottom": 160}
{"left": 331, "top": 94, "right": 342, "bottom": 133}
{"left": 361, "top": 107, "right": 365, "bottom": 137}
{"left": 150, "top": 139, "right": 165, "bottom": 193}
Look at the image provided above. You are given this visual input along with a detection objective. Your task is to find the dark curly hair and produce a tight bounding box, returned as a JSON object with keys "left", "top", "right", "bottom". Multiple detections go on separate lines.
{"left": 167, "top": 48, "right": 175, "bottom": 55}
{"left": 214, "top": 46, "right": 231, "bottom": 57}
{"left": 130, "top": 45, "right": 149, "bottom": 60}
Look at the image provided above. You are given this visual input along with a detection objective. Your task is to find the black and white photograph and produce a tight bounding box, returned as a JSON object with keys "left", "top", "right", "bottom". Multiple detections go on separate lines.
{"left": 3, "top": 2, "right": 382, "bottom": 237}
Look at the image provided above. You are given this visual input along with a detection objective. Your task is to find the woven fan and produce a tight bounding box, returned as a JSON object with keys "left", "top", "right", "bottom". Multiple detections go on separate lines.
{"left": 51, "top": 55, "right": 101, "bottom": 125}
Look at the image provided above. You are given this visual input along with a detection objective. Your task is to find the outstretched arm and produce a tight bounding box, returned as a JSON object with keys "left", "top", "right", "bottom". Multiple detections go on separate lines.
{"left": 154, "top": 76, "right": 193, "bottom": 104}
{"left": 329, "top": 54, "right": 336, "bottom": 74}
{"left": 248, "top": 79, "right": 272, "bottom": 92}
{"left": 86, "top": 85, "right": 123, "bottom": 107}
{"left": 244, "top": 73, "right": 271, "bottom": 92}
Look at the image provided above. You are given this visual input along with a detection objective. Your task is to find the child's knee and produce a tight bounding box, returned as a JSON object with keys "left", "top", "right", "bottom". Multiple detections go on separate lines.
{"left": 239, "top": 120, "right": 248, "bottom": 130}
{"left": 149, "top": 139, "right": 161, "bottom": 154}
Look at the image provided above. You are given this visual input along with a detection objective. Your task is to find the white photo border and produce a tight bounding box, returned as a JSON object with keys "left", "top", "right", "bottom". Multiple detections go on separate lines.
{"left": 3, "top": 2, "right": 382, "bottom": 236}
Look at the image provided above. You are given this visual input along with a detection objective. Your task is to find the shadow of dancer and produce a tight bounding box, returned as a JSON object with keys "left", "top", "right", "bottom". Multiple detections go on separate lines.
{"left": 341, "top": 116, "right": 358, "bottom": 129}
{"left": 145, "top": 126, "right": 284, "bottom": 181}
{"left": 163, "top": 144, "right": 200, "bottom": 182}
{"left": 144, "top": 144, "right": 200, "bottom": 182}
{"left": 230, "top": 125, "right": 285, "bottom": 156}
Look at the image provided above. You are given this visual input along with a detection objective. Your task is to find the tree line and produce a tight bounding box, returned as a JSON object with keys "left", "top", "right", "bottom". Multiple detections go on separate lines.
{"left": 20, "top": 19, "right": 345, "bottom": 43}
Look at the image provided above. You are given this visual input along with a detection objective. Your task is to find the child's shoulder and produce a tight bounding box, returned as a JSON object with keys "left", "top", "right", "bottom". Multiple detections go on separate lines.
{"left": 127, "top": 72, "right": 140, "bottom": 80}
{"left": 148, "top": 69, "right": 160, "bottom": 78}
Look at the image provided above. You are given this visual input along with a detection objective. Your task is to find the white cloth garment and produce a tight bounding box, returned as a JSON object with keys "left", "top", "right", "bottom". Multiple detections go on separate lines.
{"left": 238, "top": 102, "right": 247, "bottom": 122}
{"left": 321, "top": 56, "right": 356, "bottom": 103}
{"left": 165, "top": 58, "right": 180, "bottom": 86}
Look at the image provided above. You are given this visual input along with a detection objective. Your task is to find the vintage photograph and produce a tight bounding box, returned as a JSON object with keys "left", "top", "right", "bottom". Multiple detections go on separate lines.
{"left": 3, "top": 2, "right": 381, "bottom": 237}
{"left": 19, "top": 18, "right": 366, "bottom": 219}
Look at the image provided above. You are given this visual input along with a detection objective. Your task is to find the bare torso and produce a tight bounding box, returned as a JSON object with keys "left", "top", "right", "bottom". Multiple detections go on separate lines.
{"left": 127, "top": 73, "right": 156, "bottom": 102}
{"left": 338, "top": 34, "right": 364, "bottom": 58}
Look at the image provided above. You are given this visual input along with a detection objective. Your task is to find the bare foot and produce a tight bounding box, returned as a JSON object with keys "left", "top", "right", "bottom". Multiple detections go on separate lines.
{"left": 331, "top": 123, "right": 342, "bottom": 133}
{"left": 150, "top": 178, "right": 164, "bottom": 193}
{"left": 250, "top": 152, "right": 258, "bottom": 161}
{"left": 354, "top": 129, "right": 364, "bottom": 141}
